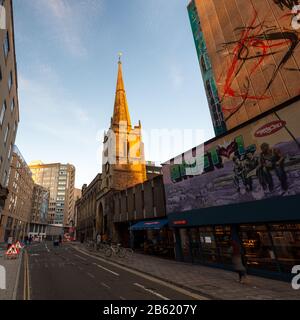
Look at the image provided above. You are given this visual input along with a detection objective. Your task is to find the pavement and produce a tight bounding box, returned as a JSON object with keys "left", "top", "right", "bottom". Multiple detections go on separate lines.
{"left": 72, "top": 242, "right": 300, "bottom": 300}
{"left": 0, "top": 243, "right": 23, "bottom": 300}
{"left": 18, "top": 241, "right": 207, "bottom": 300}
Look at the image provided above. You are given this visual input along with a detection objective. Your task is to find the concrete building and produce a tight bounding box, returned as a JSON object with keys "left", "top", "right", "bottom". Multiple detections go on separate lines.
{"left": 29, "top": 161, "right": 75, "bottom": 227}
{"left": 76, "top": 174, "right": 101, "bottom": 241}
{"left": 0, "top": 0, "right": 20, "bottom": 212}
{"left": 188, "top": 0, "right": 300, "bottom": 135}
{"left": 0, "top": 146, "right": 33, "bottom": 242}
{"left": 29, "top": 184, "right": 49, "bottom": 237}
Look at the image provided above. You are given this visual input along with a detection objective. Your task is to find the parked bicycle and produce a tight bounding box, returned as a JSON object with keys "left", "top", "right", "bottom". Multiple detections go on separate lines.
{"left": 104, "top": 243, "right": 134, "bottom": 258}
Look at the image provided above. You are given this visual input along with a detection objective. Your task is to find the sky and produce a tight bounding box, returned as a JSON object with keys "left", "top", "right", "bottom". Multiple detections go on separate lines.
{"left": 13, "top": 0, "right": 214, "bottom": 188}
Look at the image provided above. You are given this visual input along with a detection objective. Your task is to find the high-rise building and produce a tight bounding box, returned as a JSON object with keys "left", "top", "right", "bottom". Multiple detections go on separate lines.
{"left": 29, "top": 184, "right": 49, "bottom": 236}
{"left": 29, "top": 161, "right": 75, "bottom": 226}
{"left": 0, "top": 146, "right": 33, "bottom": 242}
{"left": 188, "top": 0, "right": 300, "bottom": 135}
{"left": 0, "top": 0, "right": 20, "bottom": 211}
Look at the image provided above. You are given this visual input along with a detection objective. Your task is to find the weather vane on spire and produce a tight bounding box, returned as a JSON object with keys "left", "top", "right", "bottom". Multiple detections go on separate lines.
{"left": 118, "top": 52, "right": 123, "bottom": 63}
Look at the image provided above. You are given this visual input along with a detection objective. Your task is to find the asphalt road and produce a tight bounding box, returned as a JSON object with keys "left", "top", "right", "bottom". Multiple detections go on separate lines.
{"left": 17, "top": 242, "right": 203, "bottom": 300}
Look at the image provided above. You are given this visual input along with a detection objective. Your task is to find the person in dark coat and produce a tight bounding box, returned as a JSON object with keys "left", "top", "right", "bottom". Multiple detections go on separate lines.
{"left": 231, "top": 240, "right": 247, "bottom": 283}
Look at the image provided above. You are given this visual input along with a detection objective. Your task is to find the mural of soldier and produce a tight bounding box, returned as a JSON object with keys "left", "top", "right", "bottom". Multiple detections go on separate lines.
{"left": 259, "top": 143, "right": 288, "bottom": 192}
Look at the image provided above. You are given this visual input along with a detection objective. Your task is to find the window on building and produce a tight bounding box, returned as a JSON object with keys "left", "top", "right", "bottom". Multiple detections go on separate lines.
{"left": 3, "top": 31, "right": 10, "bottom": 58}
{"left": 4, "top": 123, "right": 9, "bottom": 144}
{"left": 0, "top": 100, "right": 6, "bottom": 125}
{"left": 8, "top": 71, "right": 13, "bottom": 91}
{"left": 7, "top": 143, "right": 12, "bottom": 160}
{"left": 10, "top": 98, "right": 14, "bottom": 112}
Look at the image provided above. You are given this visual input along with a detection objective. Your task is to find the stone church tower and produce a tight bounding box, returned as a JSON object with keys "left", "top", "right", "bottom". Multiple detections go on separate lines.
{"left": 101, "top": 58, "right": 147, "bottom": 192}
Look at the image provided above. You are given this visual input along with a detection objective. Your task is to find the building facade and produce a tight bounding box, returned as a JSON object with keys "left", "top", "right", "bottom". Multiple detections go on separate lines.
{"left": 29, "top": 184, "right": 49, "bottom": 237}
{"left": 0, "top": 146, "right": 33, "bottom": 242}
{"left": 0, "top": 0, "right": 20, "bottom": 212}
{"left": 76, "top": 174, "right": 101, "bottom": 241}
{"left": 188, "top": 0, "right": 300, "bottom": 135}
{"left": 163, "top": 98, "right": 300, "bottom": 280}
{"left": 29, "top": 161, "right": 75, "bottom": 226}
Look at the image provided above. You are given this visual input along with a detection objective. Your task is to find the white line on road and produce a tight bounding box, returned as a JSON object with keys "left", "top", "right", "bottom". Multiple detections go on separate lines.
{"left": 120, "top": 296, "right": 126, "bottom": 300}
{"left": 73, "top": 246, "right": 208, "bottom": 300}
{"left": 74, "top": 254, "right": 87, "bottom": 261}
{"left": 134, "top": 283, "right": 170, "bottom": 300}
{"left": 93, "top": 263, "right": 120, "bottom": 276}
{"left": 101, "top": 282, "right": 111, "bottom": 290}
{"left": 87, "top": 272, "right": 95, "bottom": 279}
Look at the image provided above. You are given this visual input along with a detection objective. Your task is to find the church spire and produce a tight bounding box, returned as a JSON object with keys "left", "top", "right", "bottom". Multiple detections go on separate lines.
{"left": 111, "top": 54, "right": 132, "bottom": 129}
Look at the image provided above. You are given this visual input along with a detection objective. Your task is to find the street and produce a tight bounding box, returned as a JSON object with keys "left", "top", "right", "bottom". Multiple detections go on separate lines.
{"left": 17, "top": 242, "right": 203, "bottom": 300}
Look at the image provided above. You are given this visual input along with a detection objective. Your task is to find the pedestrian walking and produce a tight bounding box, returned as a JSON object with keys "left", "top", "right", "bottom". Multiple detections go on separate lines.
{"left": 231, "top": 240, "right": 247, "bottom": 283}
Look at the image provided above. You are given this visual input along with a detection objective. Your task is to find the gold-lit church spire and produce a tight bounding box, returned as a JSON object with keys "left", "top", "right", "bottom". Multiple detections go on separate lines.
{"left": 111, "top": 53, "right": 131, "bottom": 129}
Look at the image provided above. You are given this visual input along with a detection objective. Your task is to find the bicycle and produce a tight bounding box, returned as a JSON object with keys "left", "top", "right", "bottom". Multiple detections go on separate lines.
{"left": 104, "top": 243, "right": 126, "bottom": 258}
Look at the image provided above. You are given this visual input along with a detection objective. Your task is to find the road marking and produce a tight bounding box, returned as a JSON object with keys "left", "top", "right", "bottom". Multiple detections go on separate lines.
{"left": 74, "top": 254, "right": 87, "bottom": 261}
{"left": 78, "top": 266, "right": 83, "bottom": 271}
{"left": 93, "top": 263, "right": 119, "bottom": 276}
{"left": 73, "top": 246, "right": 208, "bottom": 300}
{"left": 120, "top": 296, "right": 126, "bottom": 300}
{"left": 134, "top": 283, "right": 170, "bottom": 300}
{"left": 30, "top": 254, "right": 40, "bottom": 257}
{"left": 101, "top": 282, "right": 111, "bottom": 290}
{"left": 23, "top": 250, "right": 31, "bottom": 300}
{"left": 87, "top": 272, "right": 95, "bottom": 279}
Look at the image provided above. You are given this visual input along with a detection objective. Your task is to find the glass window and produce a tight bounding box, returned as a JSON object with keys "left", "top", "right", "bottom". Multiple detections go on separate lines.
{"left": 4, "top": 123, "right": 9, "bottom": 144}
{"left": 214, "top": 225, "right": 232, "bottom": 265}
{"left": 0, "top": 100, "right": 6, "bottom": 125}
{"left": 198, "top": 226, "right": 219, "bottom": 264}
{"left": 3, "top": 31, "right": 10, "bottom": 58}
{"left": 8, "top": 71, "right": 13, "bottom": 91}
{"left": 239, "top": 224, "right": 279, "bottom": 272}
{"left": 269, "top": 224, "right": 300, "bottom": 273}
{"left": 179, "top": 228, "right": 191, "bottom": 260}
{"left": 10, "top": 98, "right": 14, "bottom": 112}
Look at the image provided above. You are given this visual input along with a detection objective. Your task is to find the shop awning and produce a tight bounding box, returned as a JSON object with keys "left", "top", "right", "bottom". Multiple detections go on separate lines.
{"left": 130, "top": 219, "right": 168, "bottom": 231}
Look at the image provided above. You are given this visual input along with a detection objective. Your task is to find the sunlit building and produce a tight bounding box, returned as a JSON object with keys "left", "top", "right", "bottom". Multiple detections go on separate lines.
{"left": 0, "top": 0, "right": 20, "bottom": 213}
{"left": 0, "top": 146, "right": 33, "bottom": 242}
{"left": 29, "top": 161, "right": 75, "bottom": 226}
{"left": 188, "top": 0, "right": 300, "bottom": 135}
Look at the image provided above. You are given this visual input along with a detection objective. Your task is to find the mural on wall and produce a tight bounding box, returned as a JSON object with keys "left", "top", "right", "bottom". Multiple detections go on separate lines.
{"left": 217, "top": 2, "right": 300, "bottom": 121}
{"left": 191, "top": 0, "right": 300, "bottom": 130}
{"left": 162, "top": 102, "right": 300, "bottom": 214}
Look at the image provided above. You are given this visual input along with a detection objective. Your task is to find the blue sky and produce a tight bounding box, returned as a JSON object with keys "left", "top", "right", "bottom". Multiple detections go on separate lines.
{"left": 13, "top": 0, "right": 214, "bottom": 188}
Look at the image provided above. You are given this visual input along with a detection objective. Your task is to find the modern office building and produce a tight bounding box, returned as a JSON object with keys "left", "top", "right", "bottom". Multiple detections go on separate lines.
{"left": 188, "top": 0, "right": 300, "bottom": 135}
{"left": 0, "top": 0, "right": 20, "bottom": 212}
{"left": 29, "top": 184, "right": 49, "bottom": 237}
{"left": 29, "top": 161, "right": 75, "bottom": 226}
{"left": 0, "top": 146, "right": 33, "bottom": 242}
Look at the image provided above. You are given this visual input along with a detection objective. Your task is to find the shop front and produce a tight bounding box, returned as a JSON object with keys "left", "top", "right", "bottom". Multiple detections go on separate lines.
{"left": 169, "top": 195, "right": 300, "bottom": 281}
{"left": 129, "top": 218, "right": 175, "bottom": 259}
